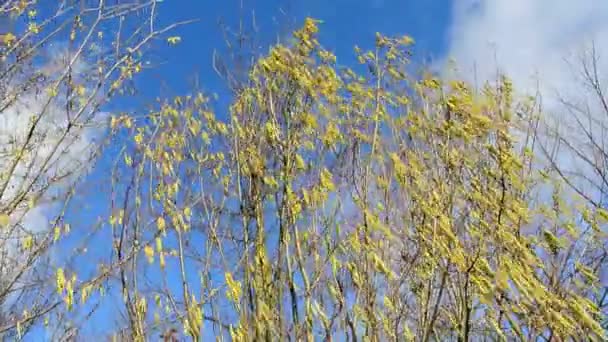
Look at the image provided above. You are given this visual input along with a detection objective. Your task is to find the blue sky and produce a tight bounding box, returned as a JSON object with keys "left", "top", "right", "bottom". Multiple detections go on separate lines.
{"left": 134, "top": 0, "right": 452, "bottom": 108}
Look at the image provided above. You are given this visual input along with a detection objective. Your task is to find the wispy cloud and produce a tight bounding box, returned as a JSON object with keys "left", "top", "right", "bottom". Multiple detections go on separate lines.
{"left": 0, "top": 45, "right": 107, "bottom": 295}
{"left": 445, "top": 0, "right": 608, "bottom": 97}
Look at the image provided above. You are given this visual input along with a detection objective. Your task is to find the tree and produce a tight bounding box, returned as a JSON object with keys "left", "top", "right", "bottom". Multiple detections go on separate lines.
{"left": 98, "top": 19, "right": 606, "bottom": 340}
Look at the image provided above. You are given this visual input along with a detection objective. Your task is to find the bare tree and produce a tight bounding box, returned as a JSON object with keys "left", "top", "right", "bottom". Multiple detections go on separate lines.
{"left": 0, "top": 0, "right": 191, "bottom": 339}
{"left": 537, "top": 40, "right": 608, "bottom": 332}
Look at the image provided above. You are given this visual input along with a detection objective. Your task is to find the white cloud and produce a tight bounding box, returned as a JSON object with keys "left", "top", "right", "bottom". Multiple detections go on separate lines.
{"left": 445, "top": 0, "right": 608, "bottom": 95}
{"left": 444, "top": 0, "right": 608, "bottom": 202}
{"left": 0, "top": 45, "right": 107, "bottom": 300}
